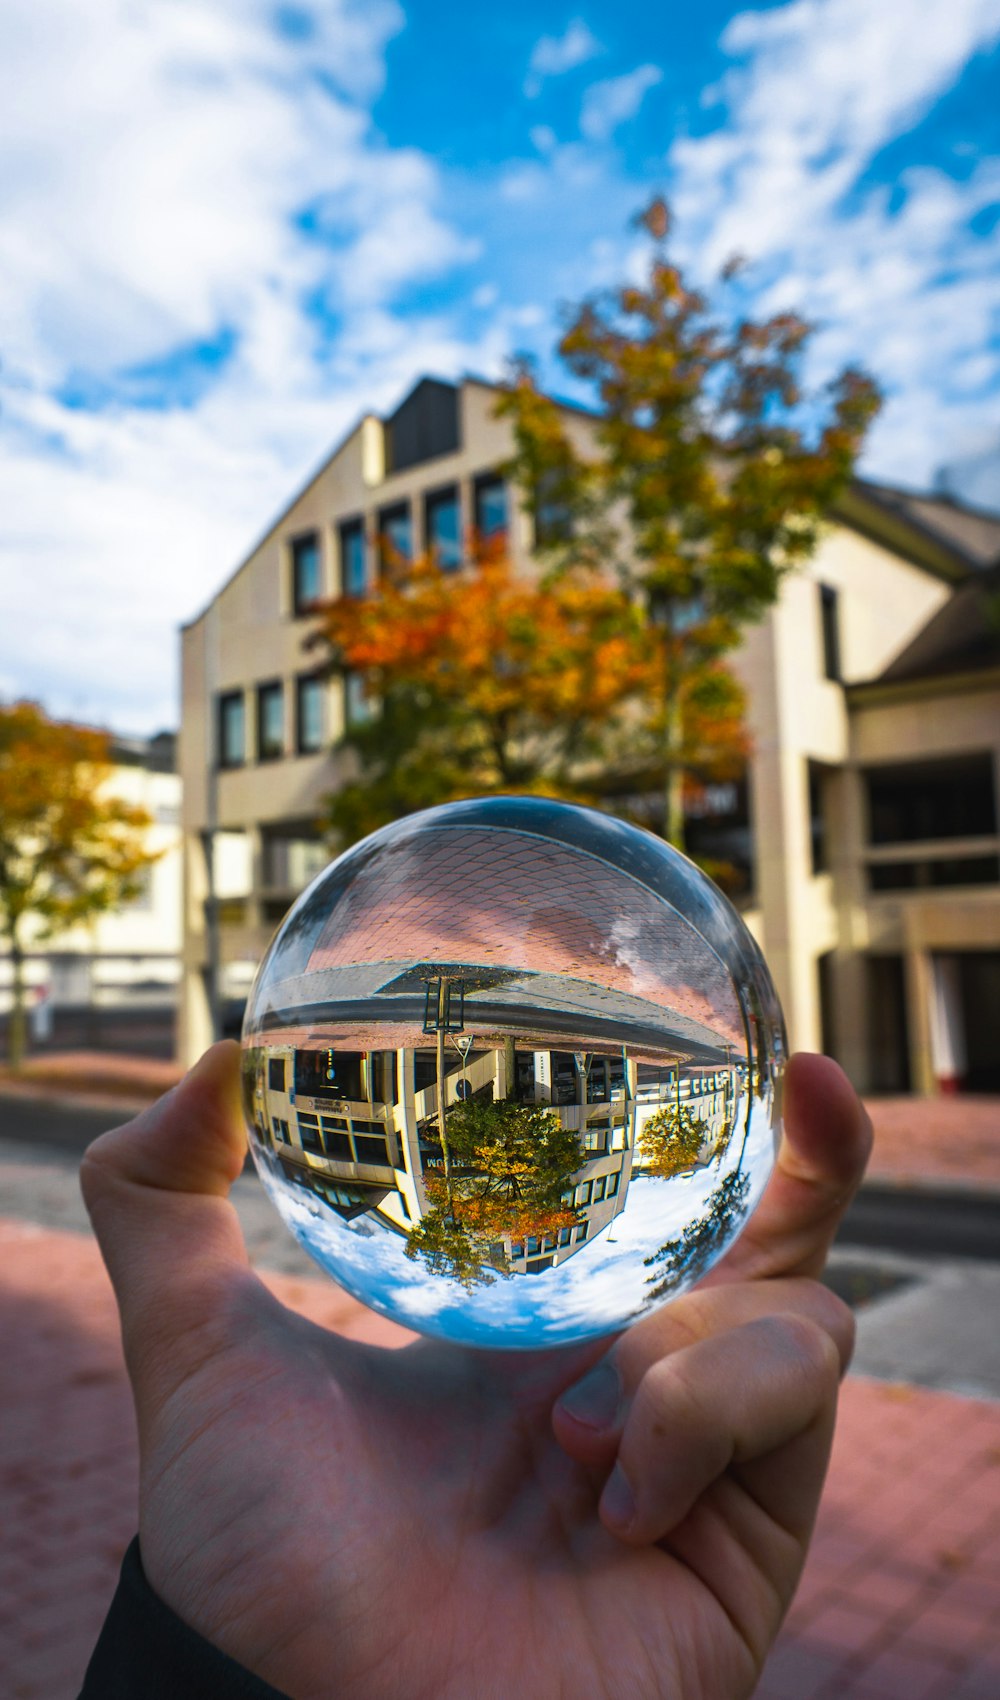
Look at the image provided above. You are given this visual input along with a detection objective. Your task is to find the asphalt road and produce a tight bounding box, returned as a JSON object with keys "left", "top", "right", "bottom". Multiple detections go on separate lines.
{"left": 0, "top": 1090, "right": 134, "bottom": 1155}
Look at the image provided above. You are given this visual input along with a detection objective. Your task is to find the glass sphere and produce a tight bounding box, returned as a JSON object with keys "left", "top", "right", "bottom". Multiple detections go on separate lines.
{"left": 241, "top": 798, "right": 785, "bottom": 1349}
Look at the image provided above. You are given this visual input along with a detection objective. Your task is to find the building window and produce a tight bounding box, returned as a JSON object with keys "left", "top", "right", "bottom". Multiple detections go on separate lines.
{"left": 268, "top": 1057, "right": 286, "bottom": 1093}
{"left": 819, "top": 584, "right": 841, "bottom": 682}
{"left": 377, "top": 502, "right": 412, "bottom": 577}
{"left": 575, "top": 1220, "right": 589, "bottom": 1242}
{"left": 262, "top": 828, "right": 328, "bottom": 892}
{"left": 296, "top": 674, "right": 326, "bottom": 755}
{"left": 218, "top": 691, "right": 245, "bottom": 768}
{"left": 291, "top": 534, "right": 322, "bottom": 615}
{"left": 473, "top": 473, "right": 507, "bottom": 540}
{"left": 257, "top": 681, "right": 284, "bottom": 761}
{"left": 808, "top": 762, "right": 829, "bottom": 875}
{"left": 534, "top": 470, "right": 573, "bottom": 548}
{"left": 339, "top": 518, "right": 366, "bottom": 597}
{"left": 425, "top": 486, "right": 461, "bottom": 571}
{"left": 344, "top": 669, "right": 376, "bottom": 729}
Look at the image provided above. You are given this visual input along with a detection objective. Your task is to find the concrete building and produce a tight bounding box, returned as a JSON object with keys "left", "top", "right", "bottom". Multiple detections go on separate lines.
{"left": 179, "top": 375, "right": 1000, "bottom": 1093}
{"left": 1, "top": 730, "right": 181, "bottom": 1050}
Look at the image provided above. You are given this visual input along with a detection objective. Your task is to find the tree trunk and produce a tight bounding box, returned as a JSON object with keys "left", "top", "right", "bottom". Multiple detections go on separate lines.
{"left": 8, "top": 931, "right": 26, "bottom": 1072}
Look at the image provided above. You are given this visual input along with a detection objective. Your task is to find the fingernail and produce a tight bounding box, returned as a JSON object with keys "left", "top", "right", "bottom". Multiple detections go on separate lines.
{"left": 600, "top": 1462, "right": 636, "bottom": 1533}
{"left": 557, "top": 1359, "right": 622, "bottom": 1431}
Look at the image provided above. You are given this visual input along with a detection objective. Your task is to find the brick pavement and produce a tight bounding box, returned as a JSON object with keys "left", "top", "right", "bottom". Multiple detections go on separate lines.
{"left": 2, "top": 1219, "right": 998, "bottom": 1700}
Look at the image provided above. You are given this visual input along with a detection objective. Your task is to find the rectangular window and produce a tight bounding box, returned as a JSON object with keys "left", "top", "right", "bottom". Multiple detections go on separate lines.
{"left": 256, "top": 681, "right": 284, "bottom": 762}
{"left": 473, "top": 473, "right": 507, "bottom": 540}
{"left": 262, "top": 829, "right": 327, "bottom": 892}
{"left": 425, "top": 486, "right": 461, "bottom": 571}
{"left": 865, "top": 755, "right": 997, "bottom": 845}
{"left": 576, "top": 1181, "right": 593, "bottom": 1207}
{"left": 377, "top": 502, "right": 412, "bottom": 577}
{"left": 339, "top": 518, "right": 366, "bottom": 597}
{"left": 296, "top": 674, "right": 326, "bottom": 755}
{"left": 268, "top": 1057, "right": 286, "bottom": 1093}
{"left": 344, "top": 670, "right": 375, "bottom": 729}
{"left": 575, "top": 1220, "right": 589, "bottom": 1242}
{"left": 558, "top": 1226, "right": 572, "bottom": 1247}
{"left": 218, "top": 691, "right": 245, "bottom": 768}
{"left": 606, "top": 1171, "right": 619, "bottom": 1197}
{"left": 292, "top": 534, "right": 322, "bottom": 615}
{"left": 819, "top": 584, "right": 841, "bottom": 682}
{"left": 297, "top": 1113, "right": 322, "bottom": 1154}
{"left": 593, "top": 1176, "right": 607, "bottom": 1202}
{"left": 534, "top": 470, "right": 573, "bottom": 548}
{"left": 808, "top": 762, "right": 829, "bottom": 875}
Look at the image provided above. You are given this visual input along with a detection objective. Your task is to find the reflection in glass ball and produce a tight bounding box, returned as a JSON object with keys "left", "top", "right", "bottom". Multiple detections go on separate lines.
{"left": 241, "top": 798, "right": 785, "bottom": 1349}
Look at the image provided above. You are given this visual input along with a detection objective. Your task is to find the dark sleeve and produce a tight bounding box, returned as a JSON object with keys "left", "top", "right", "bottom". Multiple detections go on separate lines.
{"left": 78, "top": 1537, "right": 294, "bottom": 1700}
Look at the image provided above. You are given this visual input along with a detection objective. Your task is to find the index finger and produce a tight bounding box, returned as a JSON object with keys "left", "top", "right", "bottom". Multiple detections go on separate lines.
{"left": 706, "top": 1051, "right": 872, "bottom": 1285}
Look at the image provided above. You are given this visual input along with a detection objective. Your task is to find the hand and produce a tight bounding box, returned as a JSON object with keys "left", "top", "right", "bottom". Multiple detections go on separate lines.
{"left": 82, "top": 1045, "right": 871, "bottom": 1700}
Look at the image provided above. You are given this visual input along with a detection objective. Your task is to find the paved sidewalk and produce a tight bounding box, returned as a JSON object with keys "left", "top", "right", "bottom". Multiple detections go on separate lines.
{"left": 2, "top": 1219, "right": 998, "bottom": 1700}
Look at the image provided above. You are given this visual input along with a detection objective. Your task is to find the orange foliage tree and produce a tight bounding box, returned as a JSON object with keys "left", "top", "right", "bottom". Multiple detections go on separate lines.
{"left": 320, "top": 544, "right": 657, "bottom": 845}
{"left": 497, "top": 198, "right": 881, "bottom": 846}
{"left": 318, "top": 199, "right": 880, "bottom": 852}
{"left": 0, "top": 702, "right": 157, "bottom": 1069}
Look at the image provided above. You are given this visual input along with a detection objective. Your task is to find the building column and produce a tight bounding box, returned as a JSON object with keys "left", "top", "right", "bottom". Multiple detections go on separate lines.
{"left": 904, "top": 947, "right": 936, "bottom": 1097}
{"left": 927, "top": 954, "right": 966, "bottom": 1094}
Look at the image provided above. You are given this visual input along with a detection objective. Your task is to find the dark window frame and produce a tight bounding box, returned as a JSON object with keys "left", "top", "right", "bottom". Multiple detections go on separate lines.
{"left": 339, "top": 516, "right": 367, "bottom": 598}
{"left": 819, "top": 583, "right": 841, "bottom": 682}
{"left": 376, "top": 500, "right": 412, "bottom": 578}
{"left": 291, "top": 532, "right": 322, "bottom": 617}
{"left": 295, "top": 671, "right": 326, "bottom": 756}
{"left": 424, "top": 483, "right": 462, "bottom": 572}
{"left": 217, "top": 690, "right": 245, "bottom": 769}
{"left": 256, "top": 680, "right": 285, "bottom": 763}
{"left": 472, "top": 471, "right": 507, "bottom": 541}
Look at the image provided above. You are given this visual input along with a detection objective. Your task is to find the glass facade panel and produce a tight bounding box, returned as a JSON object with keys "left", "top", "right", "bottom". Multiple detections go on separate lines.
{"left": 296, "top": 674, "right": 325, "bottom": 754}
{"left": 473, "top": 474, "right": 507, "bottom": 539}
{"left": 339, "top": 519, "right": 366, "bottom": 597}
{"left": 218, "top": 691, "right": 245, "bottom": 768}
{"left": 257, "top": 682, "right": 284, "bottom": 761}
{"left": 425, "top": 487, "right": 461, "bottom": 571}
{"left": 377, "top": 503, "right": 412, "bottom": 576}
{"left": 292, "top": 534, "right": 321, "bottom": 614}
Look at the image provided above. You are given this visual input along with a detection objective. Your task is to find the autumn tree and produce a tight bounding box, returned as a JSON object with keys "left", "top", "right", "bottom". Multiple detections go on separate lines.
{"left": 497, "top": 198, "right": 881, "bottom": 846}
{"left": 320, "top": 546, "right": 653, "bottom": 845}
{"left": 636, "top": 1102, "right": 709, "bottom": 1178}
{"left": 319, "top": 200, "right": 879, "bottom": 852}
{"left": 406, "top": 1096, "right": 581, "bottom": 1287}
{"left": 0, "top": 702, "right": 157, "bottom": 1069}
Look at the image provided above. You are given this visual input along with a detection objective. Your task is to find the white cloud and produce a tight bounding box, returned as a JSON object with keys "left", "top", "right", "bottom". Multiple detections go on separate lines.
{"left": 666, "top": 0, "right": 1000, "bottom": 493}
{"left": 580, "top": 63, "right": 663, "bottom": 141}
{"left": 524, "top": 18, "right": 602, "bottom": 98}
{"left": 0, "top": 0, "right": 488, "bottom": 730}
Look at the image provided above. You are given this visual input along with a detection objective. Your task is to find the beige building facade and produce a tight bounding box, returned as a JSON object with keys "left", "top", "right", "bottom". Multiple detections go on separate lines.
{"left": 179, "top": 376, "right": 1000, "bottom": 1093}
{"left": 1, "top": 731, "right": 182, "bottom": 1037}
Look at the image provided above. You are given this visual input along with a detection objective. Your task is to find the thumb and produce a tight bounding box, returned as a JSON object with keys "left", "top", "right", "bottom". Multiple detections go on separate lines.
{"left": 80, "top": 1042, "right": 257, "bottom": 1392}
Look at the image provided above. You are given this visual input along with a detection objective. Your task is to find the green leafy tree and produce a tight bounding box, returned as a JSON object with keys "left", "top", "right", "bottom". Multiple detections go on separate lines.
{"left": 637, "top": 1103, "right": 709, "bottom": 1178}
{"left": 643, "top": 1168, "right": 752, "bottom": 1303}
{"left": 497, "top": 198, "right": 881, "bottom": 846}
{"left": 404, "top": 1209, "right": 504, "bottom": 1293}
{"left": 0, "top": 702, "right": 157, "bottom": 1070}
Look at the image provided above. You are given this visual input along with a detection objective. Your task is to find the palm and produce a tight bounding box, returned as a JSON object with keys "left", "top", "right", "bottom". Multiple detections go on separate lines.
{"left": 84, "top": 1048, "right": 870, "bottom": 1700}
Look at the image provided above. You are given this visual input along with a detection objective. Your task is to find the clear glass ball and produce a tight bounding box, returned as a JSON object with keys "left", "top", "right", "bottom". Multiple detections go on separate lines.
{"left": 241, "top": 798, "right": 785, "bottom": 1349}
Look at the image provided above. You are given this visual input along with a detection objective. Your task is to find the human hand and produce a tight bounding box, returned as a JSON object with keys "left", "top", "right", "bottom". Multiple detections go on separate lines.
{"left": 82, "top": 1045, "right": 870, "bottom": 1700}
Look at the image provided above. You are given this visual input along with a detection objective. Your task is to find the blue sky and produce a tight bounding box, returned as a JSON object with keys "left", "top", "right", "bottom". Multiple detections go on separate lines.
{"left": 1, "top": 0, "right": 998, "bottom": 731}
